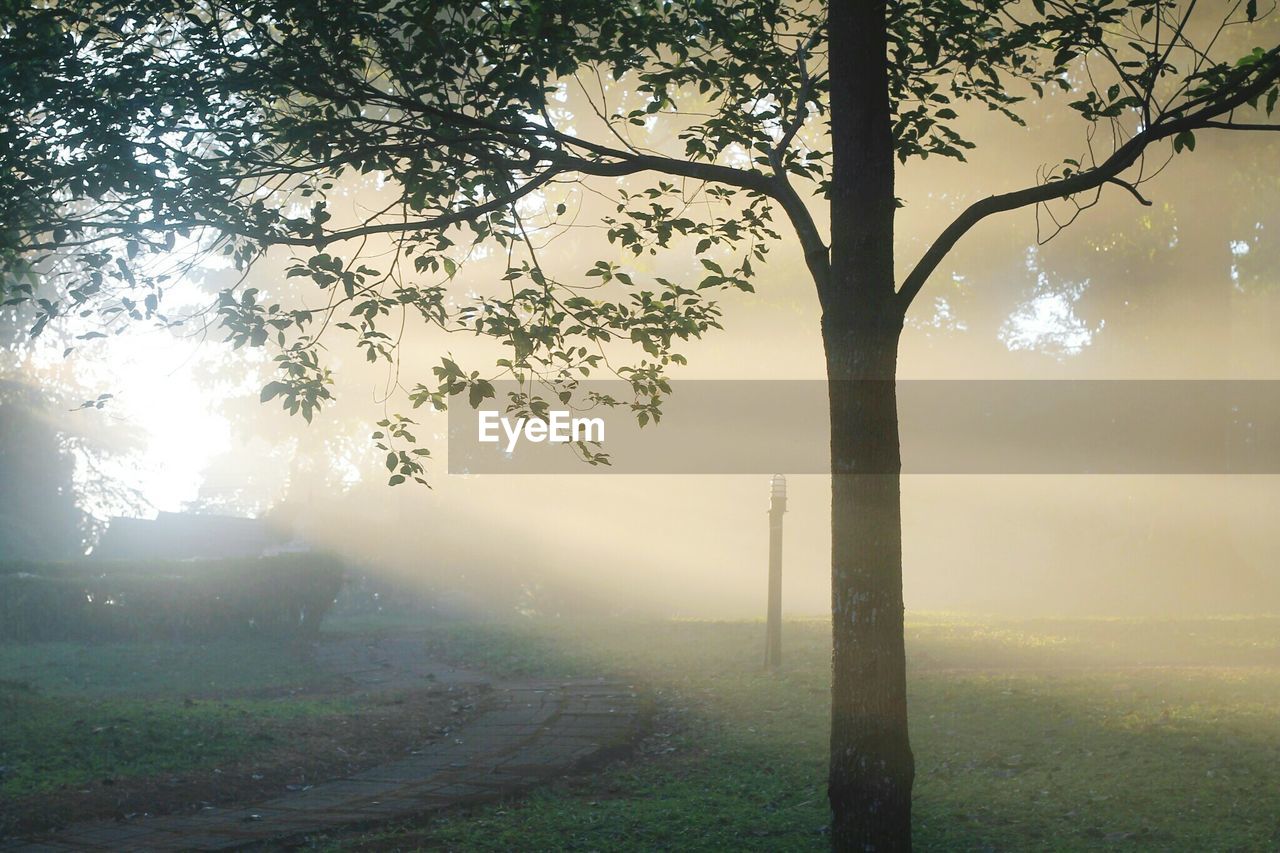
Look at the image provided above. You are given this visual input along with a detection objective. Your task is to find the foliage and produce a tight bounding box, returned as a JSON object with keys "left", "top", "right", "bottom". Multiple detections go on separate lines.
{"left": 0, "top": 553, "right": 344, "bottom": 641}
{"left": 3, "top": 1, "right": 1278, "bottom": 479}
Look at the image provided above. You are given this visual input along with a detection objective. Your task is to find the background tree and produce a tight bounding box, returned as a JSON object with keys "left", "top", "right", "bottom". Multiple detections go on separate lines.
{"left": 0, "top": 380, "right": 86, "bottom": 559}
{"left": 0, "top": 243, "right": 144, "bottom": 552}
{"left": 4, "top": 1, "right": 1280, "bottom": 848}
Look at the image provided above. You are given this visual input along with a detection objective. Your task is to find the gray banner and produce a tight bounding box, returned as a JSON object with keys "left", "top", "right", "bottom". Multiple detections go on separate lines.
{"left": 446, "top": 380, "right": 1280, "bottom": 474}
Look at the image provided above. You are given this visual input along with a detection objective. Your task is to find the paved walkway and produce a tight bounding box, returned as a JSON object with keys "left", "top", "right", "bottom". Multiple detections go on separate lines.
{"left": 4, "top": 640, "right": 645, "bottom": 851}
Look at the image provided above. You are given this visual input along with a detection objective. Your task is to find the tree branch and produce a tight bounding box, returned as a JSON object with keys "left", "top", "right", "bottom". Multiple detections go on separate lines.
{"left": 769, "top": 176, "right": 830, "bottom": 297}
{"left": 1200, "top": 120, "right": 1280, "bottom": 131}
{"left": 1106, "top": 177, "right": 1153, "bottom": 206}
{"left": 32, "top": 148, "right": 779, "bottom": 251}
{"left": 769, "top": 28, "right": 821, "bottom": 173}
{"left": 896, "top": 49, "right": 1280, "bottom": 312}
{"left": 756, "top": 29, "right": 831, "bottom": 296}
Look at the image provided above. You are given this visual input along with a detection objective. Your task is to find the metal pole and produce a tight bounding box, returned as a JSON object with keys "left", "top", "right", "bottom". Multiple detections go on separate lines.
{"left": 765, "top": 474, "right": 786, "bottom": 669}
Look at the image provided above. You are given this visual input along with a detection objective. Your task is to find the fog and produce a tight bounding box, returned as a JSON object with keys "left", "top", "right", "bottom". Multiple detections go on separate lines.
{"left": 7, "top": 55, "right": 1280, "bottom": 621}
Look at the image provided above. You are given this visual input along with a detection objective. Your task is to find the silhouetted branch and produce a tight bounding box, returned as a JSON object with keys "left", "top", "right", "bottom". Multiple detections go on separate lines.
{"left": 897, "top": 48, "right": 1280, "bottom": 312}
{"left": 1106, "top": 177, "right": 1153, "bottom": 206}
{"left": 1200, "top": 120, "right": 1280, "bottom": 131}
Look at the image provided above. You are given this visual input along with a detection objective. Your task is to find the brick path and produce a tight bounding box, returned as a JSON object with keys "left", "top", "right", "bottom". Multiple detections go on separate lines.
{"left": 3, "top": 640, "right": 644, "bottom": 852}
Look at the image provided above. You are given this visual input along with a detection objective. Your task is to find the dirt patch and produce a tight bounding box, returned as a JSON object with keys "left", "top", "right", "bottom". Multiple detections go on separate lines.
{"left": 1, "top": 680, "right": 490, "bottom": 838}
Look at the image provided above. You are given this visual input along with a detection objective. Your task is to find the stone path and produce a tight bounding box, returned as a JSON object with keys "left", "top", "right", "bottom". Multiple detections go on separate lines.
{"left": 3, "top": 639, "right": 645, "bottom": 852}
{"left": 317, "top": 633, "right": 496, "bottom": 692}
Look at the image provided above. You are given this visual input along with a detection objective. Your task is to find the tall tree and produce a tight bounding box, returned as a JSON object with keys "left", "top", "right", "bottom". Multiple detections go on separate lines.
{"left": 4, "top": 1, "right": 1280, "bottom": 847}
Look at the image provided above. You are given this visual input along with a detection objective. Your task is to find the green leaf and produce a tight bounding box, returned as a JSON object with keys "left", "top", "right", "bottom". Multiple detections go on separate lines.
{"left": 469, "top": 379, "right": 495, "bottom": 408}
{"left": 259, "top": 381, "right": 288, "bottom": 403}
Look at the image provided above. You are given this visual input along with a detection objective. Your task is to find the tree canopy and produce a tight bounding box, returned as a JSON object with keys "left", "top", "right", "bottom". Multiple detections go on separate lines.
{"left": 6, "top": 0, "right": 1278, "bottom": 483}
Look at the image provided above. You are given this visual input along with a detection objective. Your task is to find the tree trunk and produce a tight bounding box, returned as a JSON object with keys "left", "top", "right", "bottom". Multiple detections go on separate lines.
{"left": 825, "top": 0, "right": 915, "bottom": 849}
{"left": 823, "top": 321, "right": 913, "bottom": 852}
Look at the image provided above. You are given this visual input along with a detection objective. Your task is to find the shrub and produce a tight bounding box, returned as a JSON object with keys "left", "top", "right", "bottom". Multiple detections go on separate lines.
{"left": 0, "top": 554, "right": 344, "bottom": 641}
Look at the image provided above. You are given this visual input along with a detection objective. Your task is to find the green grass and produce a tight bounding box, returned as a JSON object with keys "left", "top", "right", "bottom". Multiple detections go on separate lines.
{"left": 0, "top": 638, "right": 349, "bottom": 800}
{"left": 0, "top": 687, "right": 348, "bottom": 797}
{"left": 0, "top": 638, "right": 337, "bottom": 697}
{"left": 7, "top": 617, "right": 1280, "bottom": 849}
{"left": 328, "top": 616, "right": 1280, "bottom": 852}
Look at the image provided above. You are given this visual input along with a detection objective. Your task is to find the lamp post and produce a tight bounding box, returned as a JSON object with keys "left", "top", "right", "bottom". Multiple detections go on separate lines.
{"left": 765, "top": 473, "right": 787, "bottom": 669}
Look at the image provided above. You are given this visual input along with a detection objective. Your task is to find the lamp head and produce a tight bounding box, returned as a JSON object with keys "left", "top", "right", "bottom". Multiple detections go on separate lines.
{"left": 770, "top": 473, "right": 787, "bottom": 500}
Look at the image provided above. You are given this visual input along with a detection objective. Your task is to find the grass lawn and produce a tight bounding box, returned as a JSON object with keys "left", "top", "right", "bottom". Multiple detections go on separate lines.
{"left": 0, "top": 640, "right": 350, "bottom": 805}
{"left": 324, "top": 615, "right": 1280, "bottom": 852}
{"left": 0, "top": 630, "right": 485, "bottom": 838}
{"left": 0, "top": 687, "right": 350, "bottom": 798}
{"left": 0, "top": 638, "right": 338, "bottom": 698}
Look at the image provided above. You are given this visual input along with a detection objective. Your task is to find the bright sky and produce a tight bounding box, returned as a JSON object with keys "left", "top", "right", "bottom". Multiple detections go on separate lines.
{"left": 95, "top": 329, "right": 233, "bottom": 512}
{"left": 29, "top": 253, "right": 246, "bottom": 516}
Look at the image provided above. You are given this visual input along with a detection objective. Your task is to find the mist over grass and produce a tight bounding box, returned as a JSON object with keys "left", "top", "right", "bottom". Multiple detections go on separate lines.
{"left": 323, "top": 614, "right": 1280, "bottom": 851}
{"left": 4, "top": 613, "right": 1278, "bottom": 846}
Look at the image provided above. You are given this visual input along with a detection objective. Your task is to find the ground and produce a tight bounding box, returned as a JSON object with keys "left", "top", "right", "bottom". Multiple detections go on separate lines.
{"left": 324, "top": 615, "right": 1280, "bottom": 851}
{"left": 0, "top": 635, "right": 483, "bottom": 837}
{"left": 3, "top": 615, "right": 1280, "bottom": 850}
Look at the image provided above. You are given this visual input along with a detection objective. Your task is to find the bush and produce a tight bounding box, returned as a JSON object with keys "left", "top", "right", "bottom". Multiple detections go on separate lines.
{"left": 0, "top": 554, "right": 344, "bottom": 641}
